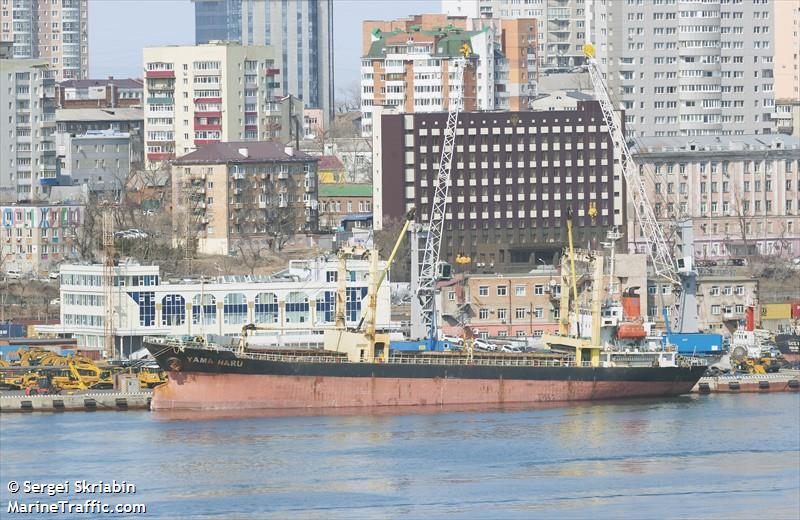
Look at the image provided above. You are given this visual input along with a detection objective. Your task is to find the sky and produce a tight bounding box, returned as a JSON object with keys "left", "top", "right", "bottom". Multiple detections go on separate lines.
{"left": 89, "top": 0, "right": 439, "bottom": 93}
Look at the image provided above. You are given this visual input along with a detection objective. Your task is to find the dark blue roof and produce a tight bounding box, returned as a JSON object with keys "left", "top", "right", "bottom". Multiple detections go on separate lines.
{"left": 340, "top": 213, "right": 373, "bottom": 222}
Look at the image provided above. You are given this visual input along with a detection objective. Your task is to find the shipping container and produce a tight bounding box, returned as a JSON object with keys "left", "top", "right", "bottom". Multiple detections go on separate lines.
{"left": 791, "top": 302, "right": 800, "bottom": 319}
{"left": 665, "top": 332, "right": 723, "bottom": 355}
{"left": 760, "top": 303, "right": 792, "bottom": 320}
{"left": 0, "top": 324, "right": 26, "bottom": 338}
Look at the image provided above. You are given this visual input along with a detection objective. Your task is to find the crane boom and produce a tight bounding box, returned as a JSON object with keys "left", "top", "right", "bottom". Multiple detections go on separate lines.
{"left": 416, "top": 53, "right": 468, "bottom": 340}
{"left": 583, "top": 44, "right": 679, "bottom": 286}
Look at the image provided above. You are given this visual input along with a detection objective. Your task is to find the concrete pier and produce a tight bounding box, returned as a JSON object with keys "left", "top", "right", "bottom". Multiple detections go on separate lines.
{"left": 0, "top": 390, "right": 152, "bottom": 412}
{"left": 692, "top": 370, "right": 800, "bottom": 394}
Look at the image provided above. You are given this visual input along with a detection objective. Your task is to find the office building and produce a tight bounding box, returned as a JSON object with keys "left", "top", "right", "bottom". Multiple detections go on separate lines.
{"left": 171, "top": 141, "right": 318, "bottom": 256}
{"left": 0, "top": 0, "right": 88, "bottom": 80}
{"left": 0, "top": 58, "right": 57, "bottom": 202}
{"left": 632, "top": 135, "right": 800, "bottom": 259}
{"left": 142, "top": 42, "right": 279, "bottom": 165}
{"left": 193, "top": 0, "right": 334, "bottom": 123}
{"left": 773, "top": 1, "right": 800, "bottom": 137}
{"left": 442, "top": 0, "right": 588, "bottom": 70}
{"left": 39, "top": 259, "right": 392, "bottom": 355}
{"left": 592, "top": 0, "right": 776, "bottom": 138}
{"left": 58, "top": 130, "right": 131, "bottom": 192}
{"left": 373, "top": 102, "right": 625, "bottom": 272}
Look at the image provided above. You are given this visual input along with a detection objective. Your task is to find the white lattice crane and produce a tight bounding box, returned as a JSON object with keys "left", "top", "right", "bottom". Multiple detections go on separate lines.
{"left": 583, "top": 43, "right": 700, "bottom": 334}
{"left": 415, "top": 43, "right": 472, "bottom": 342}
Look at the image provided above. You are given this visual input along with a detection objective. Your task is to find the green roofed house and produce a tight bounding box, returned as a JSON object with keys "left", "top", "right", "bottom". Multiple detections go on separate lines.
{"left": 318, "top": 183, "right": 372, "bottom": 230}
{"left": 360, "top": 14, "right": 539, "bottom": 136}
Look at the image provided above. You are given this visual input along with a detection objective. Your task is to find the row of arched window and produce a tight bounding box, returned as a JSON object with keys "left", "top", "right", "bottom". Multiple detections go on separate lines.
{"left": 154, "top": 290, "right": 367, "bottom": 327}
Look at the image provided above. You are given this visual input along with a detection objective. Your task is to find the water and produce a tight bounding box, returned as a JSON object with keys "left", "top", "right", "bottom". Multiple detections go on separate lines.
{"left": 1, "top": 393, "right": 798, "bottom": 519}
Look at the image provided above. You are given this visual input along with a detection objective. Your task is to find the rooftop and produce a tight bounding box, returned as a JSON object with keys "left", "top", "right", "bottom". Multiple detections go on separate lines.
{"left": 173, "top": 141, "right": 317, "bottom": 165}
{"left": 633, "top": 135, "right": 800, "bottom": 154}
{"left": 56, "top": 107, "right": 143, "bottom": 122}
{"left": 317, "top": 155, "right": 345, "bottom": 170}
{"left": 319, "top": 184, "right": 372, "bottom": 197}
{"left": 59, "top": 77, "right": 143, "bottom": 89}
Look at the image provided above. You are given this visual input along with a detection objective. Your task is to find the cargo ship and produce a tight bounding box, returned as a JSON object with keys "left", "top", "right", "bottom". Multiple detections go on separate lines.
{"left": 144, "top": 336, "right": 707, "bottom": 410}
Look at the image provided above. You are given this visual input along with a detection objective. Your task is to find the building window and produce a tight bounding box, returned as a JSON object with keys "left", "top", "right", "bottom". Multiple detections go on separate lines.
{"left": 534, "top": 284, "right": 544, "bottom": 295}
{"left": 497, "top": 308, "right": 507, "bottom": 321}
{"left": 286, "top": 291, "right": 310, "bottom": 323}
{"left": 161, "top": 294, "right": 185, "bottom": 326}
{"left": 711, "top": 305, "right": 721, "bottom": 315}
{"left": 345, "top": 287, "right": 369, "bottom": 322}
{"left": 497, "top": 285, "right": 507, "bottom": 296}
{"left": 479, "top": 285, "right": 488, "bottom": 296}
{"left": 132, "top": 292, "right": 156, "bottom": 327}
{"left": 223, "top": 293, "right": 248, "bottom": 325}
{"left": 648, "top": 285, "right": 657, "bottom": 295}
{"left": 735, "top": 285, "right": 744, "bottom": 296}
{"left": 255, "top": 292, "right": 279, "bottom": 323}
{"left": 479, "top": 308, "right": 489, "bottom": 320}
{"left": 515, "top": 285, "right": 526, "bottom": 296}
{"left": 515, "top": 308, "right": 526, "bottom": 320}
{"left": 709, "top": 286, "right": 720, "bottom": 296}
{"left": 661, "top": 285, "right": 671, "bottom": 295}
{"left": 533, "top": 307, "right": 544, "bottom": 318}
{"left": 316, "top": 290, "right": 336, "bottom": 324}
{"left": 722, "top": 286, "right": 732, "bottom": 296}
{"left": 448, "top": 291, "right": 456, "bottom": 301}
{"left": 192, "top": 294, "right": 217, "bottom": 325}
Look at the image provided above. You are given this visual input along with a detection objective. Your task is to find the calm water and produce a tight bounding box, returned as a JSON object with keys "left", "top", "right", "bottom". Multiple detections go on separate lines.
{"left": 1, "top": 394, "right": 799, "bottom": 519}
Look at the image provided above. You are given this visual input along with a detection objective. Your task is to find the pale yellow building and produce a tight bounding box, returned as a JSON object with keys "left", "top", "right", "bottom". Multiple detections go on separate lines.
{"left": 142, "top": 42, "right": 280, "bottom": 165}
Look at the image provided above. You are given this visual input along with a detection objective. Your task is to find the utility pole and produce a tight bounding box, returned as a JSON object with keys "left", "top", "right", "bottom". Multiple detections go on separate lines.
{"left": 102, "top": 204, "right": 116, "bottom": 359}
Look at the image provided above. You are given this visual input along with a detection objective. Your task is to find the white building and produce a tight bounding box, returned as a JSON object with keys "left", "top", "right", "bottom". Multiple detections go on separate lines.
{"left": 0, "top": 58, "right": 57, "bottom": 202}
{"left": 39, "top": 259, "right": 393, "bottom": 356}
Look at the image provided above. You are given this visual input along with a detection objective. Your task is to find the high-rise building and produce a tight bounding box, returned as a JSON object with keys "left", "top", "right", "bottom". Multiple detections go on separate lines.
{"left": 142, "top": 42, "right": 280, "bottom": 165}
{"left": 360, "top": 14, "right": 538, "bottom": 136}
{"left": 773, "top": 0, "right": 800, "bottom": 137}
{"left": 592, "top": 0, "right": 776, "bottom": 138}
{"left": 442, "top": 0, "right": 588, "bottom": 70}
{"left": 0, "top": 58, "right": 57, "bottom": 202}
{"left": 193, "top": 0, "right": 335, "bottom": 124}
{"left": 632, "top": 135, "right": 800, "bottom": 259}
{"left": 372, "top": 102, "right": 625, "bottom": 272}
{"left": 0, "top": 0, "right": 88, "bottom": 81}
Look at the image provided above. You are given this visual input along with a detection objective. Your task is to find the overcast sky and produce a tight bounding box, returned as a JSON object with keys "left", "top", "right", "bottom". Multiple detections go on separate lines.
{"left": 89, "top": 0, "right": 438, "bottom": 93}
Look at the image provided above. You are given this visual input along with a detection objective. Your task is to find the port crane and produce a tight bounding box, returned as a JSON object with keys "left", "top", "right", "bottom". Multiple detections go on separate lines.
{"left": 411, "top": 43, "right": 472, "bottom": 348}
{"left": 583, "top": 43, "right": 720, "bottom": 350}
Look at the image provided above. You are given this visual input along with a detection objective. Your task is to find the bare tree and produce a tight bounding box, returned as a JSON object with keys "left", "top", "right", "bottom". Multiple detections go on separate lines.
{"left": 234, "top": 240, "right": 270, "bottom": 276}
{"left": 373, "top": 216, "right": 411, "bottom": 282}
{"left": 335, "top": 80, "right": 361, "bottom": 114}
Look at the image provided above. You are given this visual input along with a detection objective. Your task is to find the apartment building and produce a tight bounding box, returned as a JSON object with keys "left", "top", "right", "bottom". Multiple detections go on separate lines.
{"left": 360, "top": 14, "right": 538, "bottom": 136}
{"left": 0, "top": 201, "right": 83, "bottom": 274}
{"left": 39, "top": 259, "right": 391, "bottom": 355}
{"left": 171, "top": 141, "right": 318, "bottom": 256}
{"left": 194, "top": 0, "right": 335, "bottom": 123}
{"left": 58, "top": 130, "right": 131, "bottom": 192}
{"left": 632, "top": 135, "right": 800, "bottom": 259}
{"left": 0, "top": 58, "right": 57, "bottom": 202}
{"left": 0, "top": 0, "right": 88, "bottom": 80}
{"left": 647, "top": 274, "right": 758, "bottom": 334}
{"left": 318, "top": 184, "right": 372, "bottom": 230}
{"left": 442, "top": 0, "right": 587, "bottom": 70}
{"left": 592, "top": 0, "right": 775, "bottom": 138}
{"left": 773, "top": 1, "right": 800, "bottom": 137}
{"left": 373, "top": 102, "right": 625, "bottom": 272}
{"left": 56, "top": 77, "right": 143, "bottom": 109}
{"left": 142, "top": 42, "right": 279, "bottom": 165}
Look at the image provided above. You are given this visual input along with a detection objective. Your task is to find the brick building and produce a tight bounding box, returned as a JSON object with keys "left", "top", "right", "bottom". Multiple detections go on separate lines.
{"left": 318, "top": 184, "right": 372, "bottom": 230}
{"left": 373, "top": 101, "right": 625, "bottom": 272}
{"left": 171, "top": 141, "right": 318, "bottom": 256}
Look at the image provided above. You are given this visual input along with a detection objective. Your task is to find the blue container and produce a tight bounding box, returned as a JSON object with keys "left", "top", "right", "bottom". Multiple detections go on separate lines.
{"left": 664, "top": 332, "right": 723, "bottom": 355}
{"left": 0, "top": 323, "right": 25, "bottom": 338}
{"left": 390, "top": 339, "right": 460, "bottom": 352}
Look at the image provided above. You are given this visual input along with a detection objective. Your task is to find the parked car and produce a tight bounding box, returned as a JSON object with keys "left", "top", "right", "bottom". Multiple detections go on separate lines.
{"left": 441, "top": 335, "right": 464, "bottom": 345}
{"left": 4, "top": 269, "right": 22, "bottom": 280}
{"left": 473, "top": 339, "right": 496, "bottom": 351}
{"left": 48, "top": 271, "right": 60, "bottom": 280}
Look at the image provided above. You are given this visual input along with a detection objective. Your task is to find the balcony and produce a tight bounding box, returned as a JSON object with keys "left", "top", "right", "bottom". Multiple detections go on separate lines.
{"left": 147, "top": 97, "right": 174, "bottom": 105}
{"left": 266, "top": 68, "right": 280, "bottom": 76}
{"left": 145, "top": 70, "right": 175, "bottom": 79}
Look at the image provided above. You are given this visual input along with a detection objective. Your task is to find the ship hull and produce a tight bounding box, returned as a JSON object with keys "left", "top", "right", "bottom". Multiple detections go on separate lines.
{"left": 147, "top": 345, "right": 707, "bottom": 411}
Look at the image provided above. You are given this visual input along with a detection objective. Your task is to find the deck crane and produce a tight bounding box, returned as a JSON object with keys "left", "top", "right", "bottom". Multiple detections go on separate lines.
{"left": 411, "top": 43, "right": 473, "bottom": 349}
{"left": 583, "top": 43, "right": 721, "bottom": 353}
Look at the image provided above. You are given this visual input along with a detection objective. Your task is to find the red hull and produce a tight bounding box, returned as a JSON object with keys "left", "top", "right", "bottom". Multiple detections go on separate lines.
{"left": 151, "top": 372, "right": 698, "bottom": 411}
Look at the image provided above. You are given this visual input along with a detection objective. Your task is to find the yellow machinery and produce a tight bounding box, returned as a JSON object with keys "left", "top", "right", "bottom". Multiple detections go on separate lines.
{"left": 137, "top": 366, "right": 167, "bottom": 388}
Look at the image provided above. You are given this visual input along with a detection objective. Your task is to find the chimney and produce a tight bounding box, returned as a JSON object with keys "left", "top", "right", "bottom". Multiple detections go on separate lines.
{"left": 238, "top": 147, "right": 249, "bottom": 158}
{"left": 284, "top": 145, "right": 293, "bottom": 157}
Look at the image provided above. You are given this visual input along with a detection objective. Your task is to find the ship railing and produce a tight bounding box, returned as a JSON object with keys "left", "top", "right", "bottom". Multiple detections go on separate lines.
{"left": 386, "top": 355, "right": 583, "bottom": 368}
